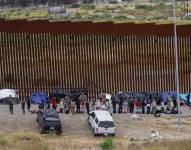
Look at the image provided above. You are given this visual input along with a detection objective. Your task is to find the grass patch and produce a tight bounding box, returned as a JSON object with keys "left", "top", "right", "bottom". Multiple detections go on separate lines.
{"left": 2, "top": 132, "right": 49, "bottom": 150}
{"left": 0, "top": 135, "right": 7, "bottom": 146}
{"left": 128, "top": 140, "right": 191, "bottom": 150}
{"left": 20, "top": 142, "right": 49, "bottom": 150}
{"left": 80, "top": 4, "right": 95, "bottom": 10}
{"left": 135, "top": 4, "right": 154, "bottom": 11}
{"left": 100, "top": 138, "right": 113, "bottom": 150}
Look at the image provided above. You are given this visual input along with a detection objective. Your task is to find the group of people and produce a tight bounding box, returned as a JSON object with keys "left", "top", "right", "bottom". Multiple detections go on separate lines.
{"left": 7, "top": 95, "right": 31, "bottom": 115}
{"left": 46, "top": 96, "right": 90, "bottom": 114}
{"left": 108, "top": 94, "right": 181, "bottom": 115}
{"left": 7, "top": 92, "right": 188, "bottom": 115}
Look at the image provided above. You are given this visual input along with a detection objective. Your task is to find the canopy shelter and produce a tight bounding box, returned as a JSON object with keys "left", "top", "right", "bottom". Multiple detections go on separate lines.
{"left": 30, "top": 92, "right": 48, "bottom": 105}
{"left": 0, "top": 89, "right": 20, "bottom": 104}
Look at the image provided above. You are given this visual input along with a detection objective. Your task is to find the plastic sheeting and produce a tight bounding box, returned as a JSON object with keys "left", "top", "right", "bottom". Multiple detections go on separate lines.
{"left": 30, "top": 92, "right": 48, "bottom": 105}
{"left": 0, "top": 89, "right": 18, "bottom": 100}
{"left": 179, "top": 93, "right": 191, "bottom": 103}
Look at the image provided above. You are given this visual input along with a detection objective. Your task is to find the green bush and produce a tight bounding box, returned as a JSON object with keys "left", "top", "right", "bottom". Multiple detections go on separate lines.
{"left": 135, "top": 4, "right": 154, "bottom": 11}
{"left": 0, "top": 135, "right": 7, "bottom": 146}
{"left": 100, "top": 138, "right": 113, "bottom": 150}
{"left": 113, "top": 15, "right": 127, "bottom": 20}
{"left": 109, "top": 1, "right": 118, "bottom": 4}
{"left": 80, "top": 4, "right": 95, "bottom": 10}
{"left": 153, "top": 16, "right": 168, "bottom": 20}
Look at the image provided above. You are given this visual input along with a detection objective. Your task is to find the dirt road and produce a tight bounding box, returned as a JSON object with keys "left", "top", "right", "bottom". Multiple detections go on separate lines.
{"left": 0, "top": 105, "right": 191, "bottom": 140}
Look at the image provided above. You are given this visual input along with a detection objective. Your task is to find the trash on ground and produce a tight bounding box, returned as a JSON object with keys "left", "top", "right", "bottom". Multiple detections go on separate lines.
{"left": 151, "top": 131, "right": 161, "bottom": 141}
{"left": 130, "top": 114, "right": 144, "bottom": 120}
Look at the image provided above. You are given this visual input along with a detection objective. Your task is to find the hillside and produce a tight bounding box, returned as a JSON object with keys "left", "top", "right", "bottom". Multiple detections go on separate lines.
{"left": 0, "top": 1, "right": 191, "bottom": 24}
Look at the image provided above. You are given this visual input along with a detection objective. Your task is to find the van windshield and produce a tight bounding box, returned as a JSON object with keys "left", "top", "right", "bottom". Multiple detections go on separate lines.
{"left": 98, "top": 121, "right": 115, "bottom": 128}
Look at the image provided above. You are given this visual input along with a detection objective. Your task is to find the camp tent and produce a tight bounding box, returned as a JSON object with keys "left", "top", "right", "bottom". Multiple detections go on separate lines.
{"left": 30, "top": 92, "right": 48, "bottom": 105}
{"left": 0, "top": 89, "right": 19, "bottom": 104}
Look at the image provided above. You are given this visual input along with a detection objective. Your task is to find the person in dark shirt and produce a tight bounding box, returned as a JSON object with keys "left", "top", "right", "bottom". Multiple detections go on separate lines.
{"left": 39, "top": 99, "right": 45, "bottom": 109}
{"left": 26, "top": 97, "right": 31, "bottom": 113}
{"left": 118, "top": 99, "right": 123, "bottom": 114}
{"left": 129, "top": 101, "right": 134, "bottom": 113}
{"left": 86, "top": 100, "right": 90, "bottom": 114}
{"left": 21, "top": 99, "right": 26, "bottom": 114}
{"left": 186, "top": 94, "right": 190, "bottom": 106}
{"left": 141, "top": 99, "right": 146, "bottom": 114}
{"left": 8, "top": 95, "right": 14, "bottom": 114}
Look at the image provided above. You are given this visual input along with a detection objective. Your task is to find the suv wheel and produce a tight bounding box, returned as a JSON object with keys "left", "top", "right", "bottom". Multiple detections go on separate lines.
{"left": 56, "top": 126, "right": 62, "bottom": 135}
{"left": 94, "top": 132, "right": 97, "bottom": 136}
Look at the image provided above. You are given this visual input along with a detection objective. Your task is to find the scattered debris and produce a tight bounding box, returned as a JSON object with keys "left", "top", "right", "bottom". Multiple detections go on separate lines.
{"left": 130, "top": 114, "right": 144, "bottom": 120}
{"left": 129, "top": 137, "right": 140, "bottom": 141}
{"left": 154, "top": 114, "right": 161, "bottom": 117}
{"left": 20, "top": 136, "right": 31, "bottom": 141}
{"left": 130, "top": 137, "right": 134, "bottom": 141}
{"left": 151, "top": 131, "right": 161, "bottom": 141}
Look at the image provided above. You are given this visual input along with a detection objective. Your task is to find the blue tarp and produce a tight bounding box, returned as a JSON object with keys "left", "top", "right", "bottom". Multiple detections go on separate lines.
{"left": 30, "top": 92, "right": 48, "bottom": 105}
{"left": 161, "top": 91, "right": 178, "bottom": 102}
{"left": 162, "top": 91, "right": 191, "bottom": 104}
{"left": 179, "top": 93, "right": 191, "bottom": 103}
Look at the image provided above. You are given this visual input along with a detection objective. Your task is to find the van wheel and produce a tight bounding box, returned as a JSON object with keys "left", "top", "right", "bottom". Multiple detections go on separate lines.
{"left": 111, "top": 134, "right": 115, "bottom": 137}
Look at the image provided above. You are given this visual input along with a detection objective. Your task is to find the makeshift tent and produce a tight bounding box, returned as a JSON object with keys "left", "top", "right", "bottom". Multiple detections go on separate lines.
{"left": 0, "top": 89, "right": 18, "bottom": 100}
{"left": 161, "top": 91, "right": 178, "bottom": 102}
{"left": 179, "top": 93, "right": 191, "bottom": 104}
{"left": 0, "top": 89, "right": 20, "bottom": 104}
{"left": 30, "top": 92, "right": 48, "bottom": 105}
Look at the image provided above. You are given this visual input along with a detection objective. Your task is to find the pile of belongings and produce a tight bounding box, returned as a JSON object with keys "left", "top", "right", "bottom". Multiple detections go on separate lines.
{"left": 130, "top": 114, "right": 144, "bottom": 120}
{"left": 151, "top": 131, "right": 161, "bottom": 141}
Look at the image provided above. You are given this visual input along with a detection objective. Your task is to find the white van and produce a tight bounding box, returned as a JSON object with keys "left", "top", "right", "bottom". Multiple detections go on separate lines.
{"left": 88, "top": 110, "right": 115, "bottom": 136}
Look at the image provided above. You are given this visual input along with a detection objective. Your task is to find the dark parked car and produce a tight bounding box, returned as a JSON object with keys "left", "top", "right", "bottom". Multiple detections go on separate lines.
{"left": 37, "top": 109, "right": 62, "bottom": 135}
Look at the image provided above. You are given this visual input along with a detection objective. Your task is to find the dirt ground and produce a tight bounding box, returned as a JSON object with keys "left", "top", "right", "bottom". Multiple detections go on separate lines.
{"left": 0, "top": 105, "right": 191, "bottom": 150}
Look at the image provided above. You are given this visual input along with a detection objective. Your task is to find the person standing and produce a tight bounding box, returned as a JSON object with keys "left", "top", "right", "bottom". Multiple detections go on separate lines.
{"left": 129, "top": 100, "right": 134, "bottom": 113}
{"left": 86, "top": 100, "right": 90, "bottom": 114}
{"left": 26, "top": 97, "right": 31, "bottom": 113}
{"left": 70, "top": 100, "right": 76, "bottom": 114}
{"left": 91, "top": 100, "right": 96, "bottom": 111}
{"left": 118, "top": 99, "right": 123, "bottom": 114}
{"left": 123, "top": 100, "right": 128, "bottom": 113}
{"left": 81, "top": 99, "right": 86, "bottom": 113}
{"left": 21, "top": 99, "right": 26, "bottom": 114}
{"left": 151, "top": 99, "right": 157, "bottom": 114}
{"left": 108, "top": 101, "right": 113, "bottom": 115}
{"left": 59, "top": 100, "right": 64, "bottom": 113}
{"left": 186, "top": 93, "right": 190, "bottom": 106}
{"left": 112, "top": 99, "right": 117, "bottom": 114}
{"left": 95, "top": 100, "right": 101, "bottom": 110}
{"left": 8, "top": 95, "right": 14, "bottom": 114}
{"left": 76, "top": 98, "right": 81, "bottom": 113}
{"left": 141, "top": 99, "right": 146, "bottom": 114}
{"left": 50, "top": 97, "right": 57, "bottom": 110}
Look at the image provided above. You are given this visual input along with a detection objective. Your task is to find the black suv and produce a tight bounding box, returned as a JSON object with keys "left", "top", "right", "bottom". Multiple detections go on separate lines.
{"left": 37, "top": 109, "right": 62, "bottom": 135}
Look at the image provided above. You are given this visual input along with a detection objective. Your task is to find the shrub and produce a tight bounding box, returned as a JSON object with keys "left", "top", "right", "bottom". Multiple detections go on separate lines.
{"left": 80, "top": 4, "right": 95, "bottom": 10}
{"left": 0, "top": 135, "right": 7, "bottom": 146}
{"left": 113, "top": 15, "right": 127, "bottom": 20}
{"left": 153, "top": 16, "right": 168, "bottom": 20}
{"left": 100, "top": 138, "right": 113, "bottom": 150}
{"left": 135, "top": 4, "right": 154, "bottom": 11}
